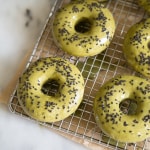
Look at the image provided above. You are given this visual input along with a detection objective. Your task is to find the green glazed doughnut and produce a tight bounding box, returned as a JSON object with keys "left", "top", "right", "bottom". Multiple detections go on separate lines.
{"left": 94, "top": 75, "right": 150, "bottom": 143}
{"left": 138, "top": 0, "right": 150, "bottom": 14}
{"left": 17, "top": 57, "right": 84, "bottom": 122}
{"left": 52, "top": 0, "right": 115, "bottom": 57}
{"left": 123, "top": 18, "right": 150, "bottom": 78}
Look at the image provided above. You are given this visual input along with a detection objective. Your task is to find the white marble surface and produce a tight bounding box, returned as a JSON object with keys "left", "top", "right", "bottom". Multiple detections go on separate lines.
{"left": 0, "top": 0, "right": 88, "bottom": 150}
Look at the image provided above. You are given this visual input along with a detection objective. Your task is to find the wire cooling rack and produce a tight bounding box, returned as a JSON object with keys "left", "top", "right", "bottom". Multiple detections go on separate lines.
{"left": 9, "top": 0, "right": 150, "bottom": 150}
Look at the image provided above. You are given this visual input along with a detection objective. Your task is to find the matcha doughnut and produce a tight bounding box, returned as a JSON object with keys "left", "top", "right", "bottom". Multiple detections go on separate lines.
{"left": 17, "top": 57, "right": 84, "bottom": 122}
{"left": 138, "top": 0, "right": 150, "bottom": 14}
{"left": 123, "top": 18, "right": 150, "bottom": 78}
{"left": 94, "top": 75, "right": 150, "bottom": 143}
{"left": 52, "top": 0, "right": 115, "bottom": 57}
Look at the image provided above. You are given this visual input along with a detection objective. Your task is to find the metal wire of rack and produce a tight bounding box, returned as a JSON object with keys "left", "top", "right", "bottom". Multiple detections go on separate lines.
{"left": 9, "top": 0, "right": 150, "bottom": 150}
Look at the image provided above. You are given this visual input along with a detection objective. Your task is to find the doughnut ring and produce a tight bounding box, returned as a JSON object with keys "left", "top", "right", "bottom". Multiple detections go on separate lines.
{"left": 17, "top": 57, "right": 85, "bottom": 122}
{"left": 94, "top": 75, "right": 150, "bottom": 143}
{"left": 52, "top": 0, "right": 115, "bottom": 57}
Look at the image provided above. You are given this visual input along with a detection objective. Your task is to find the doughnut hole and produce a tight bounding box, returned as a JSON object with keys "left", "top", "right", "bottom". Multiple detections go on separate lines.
{"left": 75, "top": 17, "right": 92, "bottom": 33}
{"left": 148, "top": 41, "right": 150, "bottom": 50}
{"left": 41, "top": 79, "right": 60, "bottom": 96}
{"left": 119, "top": 99, "right": 138, "bottom": 115}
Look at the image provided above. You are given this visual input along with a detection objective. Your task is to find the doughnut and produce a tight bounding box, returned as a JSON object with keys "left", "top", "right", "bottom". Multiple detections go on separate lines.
{"left": 123, "top": 18, "right": 150, "bottom": 78}
{"left": 93, "top": 75, "right": 150, "bottom": 143}
{"left": 138, "top": 0, "right": 150, "bottom": 14}
{"left": 17, "top": 57, "right": 84, "bottom": 122}
{"left": 52, "top": 0, "right": 115, "bottom": 57}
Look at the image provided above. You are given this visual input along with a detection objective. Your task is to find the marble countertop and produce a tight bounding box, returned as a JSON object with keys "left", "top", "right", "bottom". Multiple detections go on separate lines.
{"left": 0, "top": 0, "right": 88, "bottom": 150}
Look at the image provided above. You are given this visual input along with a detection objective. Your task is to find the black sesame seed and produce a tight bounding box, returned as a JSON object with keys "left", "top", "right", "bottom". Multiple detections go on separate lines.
{"left": 133, "top": 119, "right": 139, "bottom": 124}
{"left": 123, "top": 121, "right": 128, "bottom": 126}
{"left": 142, "top": 115, "right": 150, "bottom": 122}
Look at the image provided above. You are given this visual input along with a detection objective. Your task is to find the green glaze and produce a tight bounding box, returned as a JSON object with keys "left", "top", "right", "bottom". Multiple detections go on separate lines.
{"left": 123, "top": 18, "right": 150, "bottom": 78}
{"left": 94, "top": 75, "right": 150, "bottom": 143}
{"left": 52, "top": 0, "right": 115, "bottom": 57}
{"left": 17, "top": 57, "right": 84, "bottom": 122}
